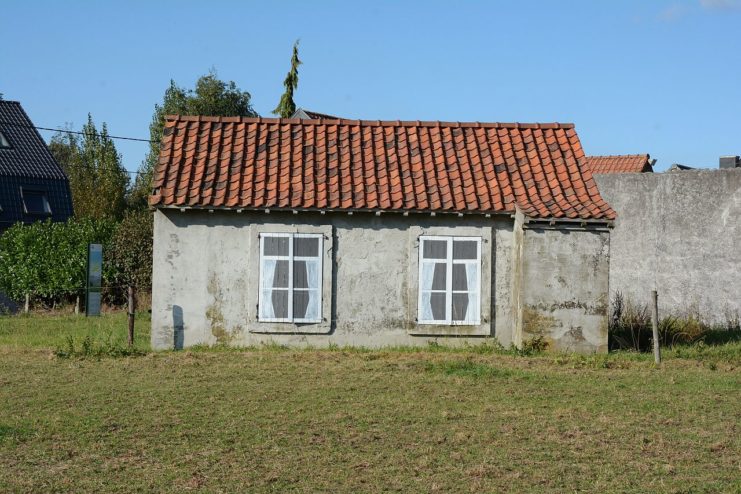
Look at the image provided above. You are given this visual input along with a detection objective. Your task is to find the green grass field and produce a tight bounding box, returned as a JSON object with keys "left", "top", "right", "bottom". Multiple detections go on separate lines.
{"left": 0, "top": 314, "right": 739, "bottom": 493}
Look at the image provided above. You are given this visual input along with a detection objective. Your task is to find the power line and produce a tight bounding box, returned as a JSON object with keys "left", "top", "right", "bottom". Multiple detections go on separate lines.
{"left": 0, "top": 120, "right": 154, "bottom": 143}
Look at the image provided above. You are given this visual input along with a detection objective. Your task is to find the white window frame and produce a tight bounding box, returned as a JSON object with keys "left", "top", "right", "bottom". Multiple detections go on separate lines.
{"left": 258, "top": 232, "right": 323, "bottom": 324}
{"left": 417, "top": 235, "right": 482, "bottom": 326}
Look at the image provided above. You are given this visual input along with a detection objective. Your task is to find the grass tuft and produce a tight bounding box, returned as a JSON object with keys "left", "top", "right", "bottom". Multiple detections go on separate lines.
{"left": 425, "top": 358, "right": 522, "bottom": 379}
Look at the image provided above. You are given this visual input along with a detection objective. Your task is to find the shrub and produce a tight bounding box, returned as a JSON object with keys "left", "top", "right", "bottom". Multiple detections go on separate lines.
{"left": 0, "top": 213, "right": 154, "bottom": 309}
{"left": 0, "top": 218, "right": 117, "bottom": 303}
{"left": 609, "top": 292, "right": 740, "bottom": 351}
{"left": 107, "top": 210, "right": 153, "bottom": 290}
{"left": 520, "top": 336, "right": 548, "bottom": 355}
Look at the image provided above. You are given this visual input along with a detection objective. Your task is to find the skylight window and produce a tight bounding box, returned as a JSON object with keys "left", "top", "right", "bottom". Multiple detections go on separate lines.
{"left": 22, "top": 189, "right": 52, "bottom": 215}
{"left": 0, "top": 131, "right": 11, "bottom": 149}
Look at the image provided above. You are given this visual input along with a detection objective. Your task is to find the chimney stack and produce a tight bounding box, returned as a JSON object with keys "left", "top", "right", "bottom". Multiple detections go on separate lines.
{"left": 719, "top": 156, "right": 740, "bottom": 169}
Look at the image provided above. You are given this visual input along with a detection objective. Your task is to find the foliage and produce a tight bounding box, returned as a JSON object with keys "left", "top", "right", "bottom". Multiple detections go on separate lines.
{"left": 107, "top": 210, "right": 153, "bottom": 289}
{"left": 49, "top": 115, "right": 130, "bottom": 220}
{"left": 608, "top": 291, "right": 740, "bottom": 351}
{"left": 273, "top": 40, "right": 302, "bottom": 118}
{"left": 0, "top": 218, "right": 117, "bottom": 302}
{"left": 54, "top": 334, "right": 146, "bottom": 359}
{"left": 0, "top": 211, "right": 154, "bottom": 306}
{"left": 130, "top": 71, "right": 258, "bottom": 207}
{"left": 520, "top": 335, "right": 548, "bottom": 355}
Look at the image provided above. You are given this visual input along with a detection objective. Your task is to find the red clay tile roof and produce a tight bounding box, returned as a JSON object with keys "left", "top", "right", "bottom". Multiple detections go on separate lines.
{"left": 586, "top": 154, "right": 653, "bottom": 174}
{"left": 150, "top": 116, "right": 615, "bottom": 220}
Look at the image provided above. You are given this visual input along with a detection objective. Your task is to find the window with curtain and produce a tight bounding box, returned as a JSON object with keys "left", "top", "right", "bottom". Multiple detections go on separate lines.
{"left": 259, "top": 233, "right": 322, "bottom": 323}
{"left": 418, "top": 236, "right": 481, "bottom": 325}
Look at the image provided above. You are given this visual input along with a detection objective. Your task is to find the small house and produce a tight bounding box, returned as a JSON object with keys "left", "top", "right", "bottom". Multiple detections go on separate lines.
{"left": 0, "top": 100, "right": 74, "bottom": 231}
{"left": 150, "top": 116, "right": 615, "bottom": 353}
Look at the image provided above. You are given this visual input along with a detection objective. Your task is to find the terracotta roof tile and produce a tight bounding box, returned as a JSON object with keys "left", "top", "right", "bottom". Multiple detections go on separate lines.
{"left": 150, "top": 117, "right": 615, "bottom": 220}
{"left": 585, "top": 154, "right": 653, "bottom": 174}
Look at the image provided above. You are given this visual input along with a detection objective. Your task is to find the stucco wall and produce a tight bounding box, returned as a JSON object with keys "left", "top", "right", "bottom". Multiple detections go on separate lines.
{"left": 595, "top": 169, "right": 741, "bottom": 324}
{"left": 519, "top": 226, "right": 610, "bottom": 353}
{"left": 152, "top": 209, "right": 609, "bottom": 352}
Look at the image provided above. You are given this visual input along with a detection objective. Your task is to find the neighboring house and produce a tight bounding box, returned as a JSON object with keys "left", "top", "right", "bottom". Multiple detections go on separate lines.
{"left": 0, "top": 100, "right": 73, "bottom": 231}
{"left": 585, "top": 154, "right": 654, "bottom": 174}
{"left": 291, "top": 107, "right": 339, "bottom": 120}
{"left": 150, "top": 116, "right": 615, "bottom": 353}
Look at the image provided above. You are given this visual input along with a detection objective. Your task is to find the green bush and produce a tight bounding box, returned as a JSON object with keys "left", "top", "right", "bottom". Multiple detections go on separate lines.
{"left": 0, "top": 218, "right": 117, "bottom": 303}
{"left": 107, "top": 210, "right": 153, "bottom": 290}
{"left": 0, "top": 213, "right": 154, "bottom": 307}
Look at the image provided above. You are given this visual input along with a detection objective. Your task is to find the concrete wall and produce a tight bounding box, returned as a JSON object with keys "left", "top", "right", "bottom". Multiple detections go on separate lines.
{"left": 151, "top": 209, "right": 609, "bottom": 352}
{"left": 518, "top": 226, "right": 610, "bottom": 353}
{"left": 595, "top": 169, "right": 741, "bottom": 324}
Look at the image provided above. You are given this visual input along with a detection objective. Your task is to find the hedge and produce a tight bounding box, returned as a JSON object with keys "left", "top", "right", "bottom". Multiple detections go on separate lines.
{"left": 0, "top": 213, "right": 152, "bottom": 304}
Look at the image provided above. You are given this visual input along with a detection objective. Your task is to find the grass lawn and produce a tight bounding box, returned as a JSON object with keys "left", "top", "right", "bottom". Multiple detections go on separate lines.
{"left": 0, "top": 315, "right": 739, "bottom": 493}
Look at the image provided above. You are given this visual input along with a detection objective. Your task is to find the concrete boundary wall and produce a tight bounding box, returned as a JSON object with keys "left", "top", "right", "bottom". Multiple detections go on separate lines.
{"left": 595, "top": 169, "right": 741, "bottom": 324}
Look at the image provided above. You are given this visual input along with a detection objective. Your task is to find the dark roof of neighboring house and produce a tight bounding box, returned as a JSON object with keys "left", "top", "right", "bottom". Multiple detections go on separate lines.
{"left": 585, "top": 154, "right": 653, "bottom": 174}
{"left": 292, "top": 108, "right": 340, "bottom": 120}
{"left": 150, "top": 116, "right": 615, "bottom": 220}
{"left": 0, "top": 100, "right": 68, "bottom": 179}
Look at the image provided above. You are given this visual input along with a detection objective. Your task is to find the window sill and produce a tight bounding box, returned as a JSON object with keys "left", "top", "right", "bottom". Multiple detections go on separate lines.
{"left": 409, "top": 322, "right": 490, "bottom": 337}
{"left": 247, "top": 320, "right": 331, "bottom": 335}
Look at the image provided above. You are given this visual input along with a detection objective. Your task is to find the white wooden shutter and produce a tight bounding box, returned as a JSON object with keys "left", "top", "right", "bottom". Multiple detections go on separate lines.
{"left": 292, "top": 234, "right": 322, "bottom": 323}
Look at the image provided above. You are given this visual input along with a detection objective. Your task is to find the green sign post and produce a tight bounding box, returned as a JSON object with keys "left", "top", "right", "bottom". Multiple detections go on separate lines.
{"left": 86, "top": 243, "right": 103, "bottom": 317}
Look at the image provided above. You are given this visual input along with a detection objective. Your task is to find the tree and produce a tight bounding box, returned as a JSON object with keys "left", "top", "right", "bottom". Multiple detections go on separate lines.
{"left": 49, "top": 115, "right": 130, "bottom": 220}
{"left": 108, "top": 210, "right": 153, "bottom": 290}
{"left": 129, "top": 71, "right": 258, "bottom": 208}
{"left": 273, "top": 40, "right": 302, "bottom": 118}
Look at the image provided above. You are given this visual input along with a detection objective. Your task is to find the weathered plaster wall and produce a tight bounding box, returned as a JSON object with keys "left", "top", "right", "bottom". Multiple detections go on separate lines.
{"left": 596, "top": 169, "right": 741, "bottom": 324}
{"left": 152, "top": 209, "right": 608, "bottom": 352}
{"left": 519, "top": 227, "right": 610, "bottom": 353}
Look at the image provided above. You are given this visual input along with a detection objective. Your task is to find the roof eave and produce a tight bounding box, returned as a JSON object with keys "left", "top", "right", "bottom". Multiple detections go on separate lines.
{"left": 151, "top": 204, "right": 613, "bottom": 225}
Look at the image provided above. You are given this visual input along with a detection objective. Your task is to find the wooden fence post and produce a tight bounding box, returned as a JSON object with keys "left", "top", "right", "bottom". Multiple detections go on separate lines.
{"left": 24, "top": 293, "right": 29, "bottom": 314}
{"left": 127, "top": 285, "right": 135, "bottom": 347}
{"left": 651, "top": 290, "right": 661, "bottom": 364}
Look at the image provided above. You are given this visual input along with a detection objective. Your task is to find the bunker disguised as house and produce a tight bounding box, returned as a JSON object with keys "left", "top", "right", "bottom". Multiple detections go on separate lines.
{"left": 150, "top": 116, "right": 615, "bottom": 353}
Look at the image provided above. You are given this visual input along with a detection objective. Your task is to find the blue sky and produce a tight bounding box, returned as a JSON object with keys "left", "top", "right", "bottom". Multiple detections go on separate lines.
{"left": 2, "top": 0, "right": 739, "bottom": 173}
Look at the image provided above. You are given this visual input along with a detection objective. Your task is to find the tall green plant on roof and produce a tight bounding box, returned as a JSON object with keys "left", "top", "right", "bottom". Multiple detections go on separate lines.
{"left": 272, "top": 40, "right": 302, "bottom": 118}
{"left": 129, "top": 71, "right": 258, "bottom": 209}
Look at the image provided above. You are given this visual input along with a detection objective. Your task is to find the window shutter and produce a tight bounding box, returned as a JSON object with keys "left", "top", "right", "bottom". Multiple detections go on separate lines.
{"left": 293, "top": 235, "right": 322, "bottom": 322}
{"left": 419, "top": 237, "right": 449, "bottom": 323}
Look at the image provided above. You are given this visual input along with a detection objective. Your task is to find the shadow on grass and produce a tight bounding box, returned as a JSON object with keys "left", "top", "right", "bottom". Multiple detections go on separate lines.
{"left": 702, "top": 329, "right": 741, "bottom": 345}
